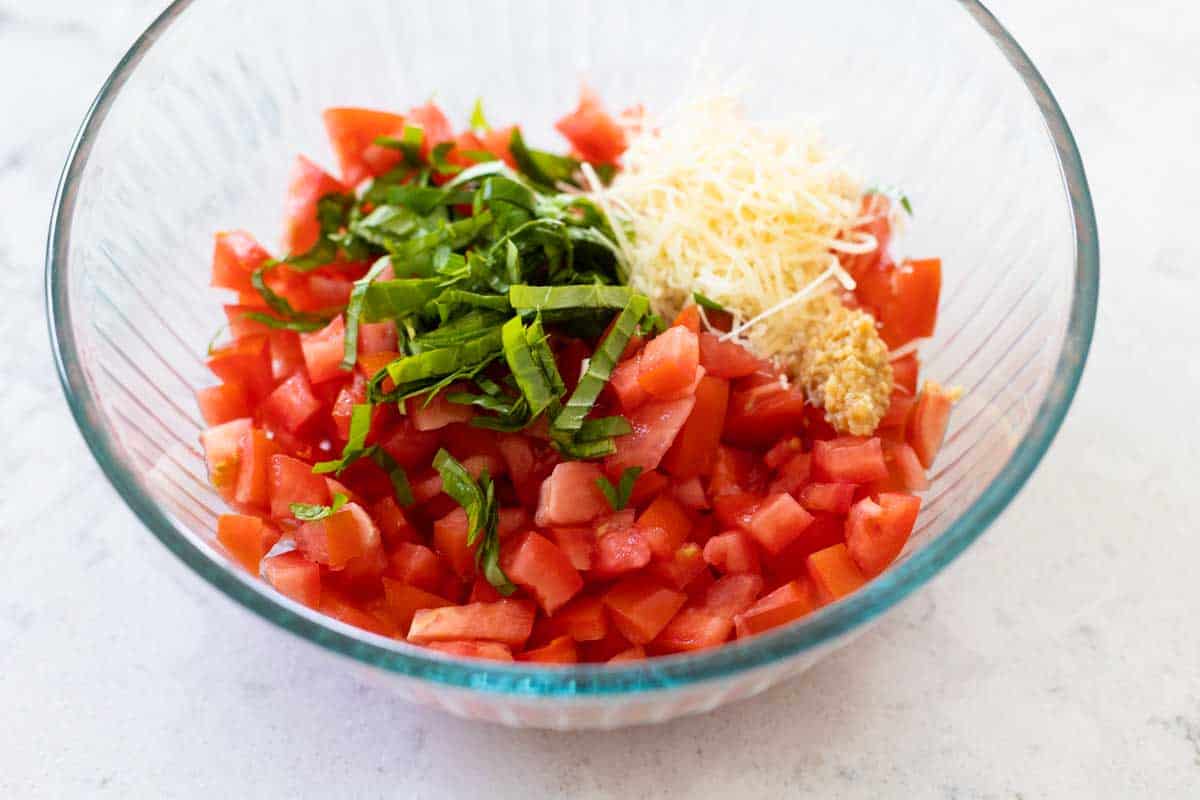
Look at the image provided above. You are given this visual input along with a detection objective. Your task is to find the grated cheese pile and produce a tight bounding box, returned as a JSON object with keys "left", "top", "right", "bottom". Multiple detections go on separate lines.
{"left": 602, "top": 95, "right": 894, "bottom": 434}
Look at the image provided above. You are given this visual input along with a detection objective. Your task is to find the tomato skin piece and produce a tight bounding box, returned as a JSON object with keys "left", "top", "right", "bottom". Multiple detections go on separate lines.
{"left": 262, "top": 551, "right": 321, "bottom": 608}
{"left": 605, "top": 395, "right": 696, "bottom": 476}
{"left": 635, "top": 494, "right": 693, "bottom": 560}
{"left": 381, "top": 578, "right": 451, "bottom": 634}
{"left": 811, "top": 437, "right": 889, "bottom": 483}
{"left": 702, "top": 530, "right": 761, "bottom": 575}
{"left": 603, "top": 576, "right": 688, "bottom": 645}
{"left": 535, "top": 462, "right": 610, "bottom": 527}
{"left": 261, "top": 370, "right": 321, "bottom": 433}
{"left": 907, "top": 381, "right": 955, "bottom": 468}
{"left": 234, "top": 429, "right": 280, "bottom": 509}
{"left": 703, "top": 574, "right": 765, "bottom": 619}
{"left": 747, "top": 492, "right": 815, "bottom": 555}
{"left": 660, "top": 375, "right": 730, "bottom": 479}
{"left": 407, "top": 599, "right": 535, "bottom": 647}
{"left": 284, "top": 155, "right": 346, "bottom": 254}
{"left": 211, "top": 230, "right": 271, "bottom": 294}
{"left": 637, "top": 326, "right": 700, "bottom": 399}
{"left": 517, "top": 635, "right": 579, "bottom": 664}
{"left": 200, "top": 418, "right": 252, "bottom": 501}
{"left": 217, "top": 513, "right": 279, "bottom": 573}
{"left": 797, "top": 482, "right": 858, "bottom": 514}
{"left": 845, "top": 492, "right": 922, "bottom": 577}
{"left": 196, "top": 382, "right": 249, "bottom": 426}
{"left": 299, "top": 315, "right": 346, "bottom": 385}
{"left": 500, "top": 532, "right": 584, "bottom": 615}
{"left": 733, "top": 579, "right": 816, "bottom": 638}
{"left": 321, "top": 107, "right": 407, "bottom": 187}
{"left": 697, "top": 333, "right": 762, "bottom": 379}
{"left": 386, "top": 543, "right": 444, "bottom": 593}
{"left": 554, "top": 87, "right": 628, "bottom": 164}
{"left": 806, "top": 543, "right": 868, "bottom": 603}
{"left": 426, "top": 640, "right": 514, "bottom": 661}
{"left": 651, "top": 607, "right": 733, "bottom": 654}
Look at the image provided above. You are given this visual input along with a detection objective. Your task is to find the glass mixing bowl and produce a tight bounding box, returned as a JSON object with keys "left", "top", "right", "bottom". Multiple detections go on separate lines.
{"left": 46, "top": 0, "right": 1097, "bottom": 728}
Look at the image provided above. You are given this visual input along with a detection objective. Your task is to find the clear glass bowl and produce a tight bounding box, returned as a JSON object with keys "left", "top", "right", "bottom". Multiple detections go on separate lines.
{"left": 46, "top": 0, "right": 1097, "bottom": 728}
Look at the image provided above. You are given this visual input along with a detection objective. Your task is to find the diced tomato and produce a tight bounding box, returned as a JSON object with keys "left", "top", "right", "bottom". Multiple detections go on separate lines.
{"left": 702, "top": 531, "right": 761, "bottom": 575}
{"left": 797, "top": 482, "right": 857, "bottom": 514}
{"left": 262, "top": 551, "right": 321, "bottom": 608}
{"left": 405, "top": 391, "right": 474, "bottom": 431}
{"left": 548, "top": 528, "right": 595, "bottom": 571}
{"left": 322, "top": 107, "right": 407, "bottom": 186}
{"left": 733, "top": 580, "right": 816, "bottom": 638}
{"left": 233, "top": 428, "right": 280, "bottom": 509}
{"left": 299, "top": 315, "right": 346, "bottom": 385}
{"left": 480, "top": 124, "right": 518, "bottom": 168}
{"left": 652, "top": 607, "right": 732, "bottom": 653}
{"left": 877, "top": 258, "right": 941, "bottom": 348}
{"left": 590, "top": 526, "right": 652, "bottom": 579}
{"left": 268, "top": 454, "right": 328, "bottom": 519}
{"left": 703, "top": 574, "right": 764, "bottom": 619}
{"left": 495, "top": 433, "right": 552, "bottom": 508}
{"left": 406, "top": 101, "right": 454, "bottom": 156}
{"left": 697, "top": 333, "right": 762, "bottom": 379}
{"left": 709, "top": 446, "right": 757, "bottom": 497}
{"left": 370, "top": 495, "right": 418, "bottom": 546}
{"left": 879, "top": 390, "right": 916, "bottom": 431}
{"left": 496, "top": 507, "right": 528, "bottom": 539}
{"left": 535, "top": 461, "right": 610, "bottom": 527}
{"left": 200, "top": 418, "right": 252, "bottom": 501}
{"left": 517, "top": 635, "right": 579, "bottom": 664}
{"left": 811, "top": 437, "right": 889, "bottom": 483}
{"left": 269, "top": 330, "right": 306, "bottom": 383}
{"left": 608, "top": 353, "right": 648, "bottom": 412}
{"left": 357, "top": 320, "right": 397, "bottom": 355}
{"left": 195, "top": 383, "right": 249, "bottom": 426}
{"left": 357, "top": 349, "right": 399, "bottom": 380}
{"left": 806, "top": 543, "right": 868, "bottom": 603}
{"left": 284, "top": 155, "right": 346, "bottom": 255}
{"left": 892, "top": 353, "right": 920, "bottom": 395}
{"left": 500, "top": 532, "right": 584, "bottom": 615}
{"left": 637, "top": 326, "right": 699, "bottom": 399}
{"left": 769, "top": 452, "right": 813, "bottom": 495}
{"left": 261, "top": 371, "right": 321, "bottom": 433}
{"left": 319, "top": 591, "right": 396, "bottom": 637}
{"left": 540, "top": 594, "right": 608, "bottom": 642}
{"left": 330, "top": 373, "right": 367, "bottom": 441}
{"left": 554, "top": 86, "right": 627, "bottom": 165}
{"left": 323, "top": 503, "right": 383, "bottom": 570}
{"left": 764, "top": 437, "right": 804, "bottom": 470}
{"left": 885, "top": 441, "right": 929, "bottom": 491}
{"left": 711, "top": 492, "right": 762, "bottom": 530}
{"left": 635, "top": 494, "right": 692, "bottom": 560}
{"left": 672, "top": 477, "right": 709, "bottom": 510}
{"left": 608, "top": 646, "right": 646, "bottom": 663}
{"left": 407, "top": 599, "right": 535, "bottom": 647}
{"left": 845, "top": 492, "right": 921, "bottom": 577}
{"left": 626, "top": 469, "right": 670, "bottom": 509}
{"left": 908, "top": 381, "right": 955, "bottom": 468}
{"left": 207, "top": 335, "right": 273, "bottom": 400}
{"left": 723, "top": 381, "right": 808, "bottom": 448}
{"left": 468, "top": 575, "right": 503, "bottom": 604}
{"left": 605, "top": 396, "right": 696, "bottom": 476}
{"left": 381, "top": 578, "right": 451, "bottom": 633}
{"left": 409, "top": 468, "right": 444, "bottom": 505}
{"left": 646, "top": 543, "right": 707, "bottom": 590}
{"left": 386, "top": 543, "right": 444, "bottom": 593}
{"left": 425, "top": 641, "right": 514, "bottom": 661}
{"left": 217, "top": 513, "right": 279, "bottom": 573}
{"left": 432, "top": 508, "right": 475, "bottom": 581}
{"left": 660, "top": 376, "right": 730, "bottom": 479}
{"left": 603, "top": 576, "right": 687, "bottom": 645}
{"left": 747, "top": 492, "right": 814, "bottom": 555}
{"left": 211, "top": 230, "right": 271, "bottom": 294}
{"left": 379, "top": 418, "right": 441, "bottom": 470}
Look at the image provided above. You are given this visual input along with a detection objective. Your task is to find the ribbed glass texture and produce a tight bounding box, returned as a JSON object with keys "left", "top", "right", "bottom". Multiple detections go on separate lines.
{"left": 48, "top": 0, "right": 1096, "bottom": 728}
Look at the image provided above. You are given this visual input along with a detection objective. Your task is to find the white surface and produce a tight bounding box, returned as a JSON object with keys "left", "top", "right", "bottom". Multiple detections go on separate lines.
{"left": 2, "top": 0, "right": 1197, "bottom": 796}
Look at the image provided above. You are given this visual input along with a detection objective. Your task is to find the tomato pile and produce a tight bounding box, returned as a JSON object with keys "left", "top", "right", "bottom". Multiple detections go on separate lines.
{"left": 197, "top": 94, "right": 952, "bottom": 663}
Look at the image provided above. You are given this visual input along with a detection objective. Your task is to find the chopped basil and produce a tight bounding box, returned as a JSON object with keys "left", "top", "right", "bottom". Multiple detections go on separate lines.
{"left": 596, "top": 467, "right": 642, "bottom": 511}
{"left": 290, "top": 492, "right": 349, "bottom": 521}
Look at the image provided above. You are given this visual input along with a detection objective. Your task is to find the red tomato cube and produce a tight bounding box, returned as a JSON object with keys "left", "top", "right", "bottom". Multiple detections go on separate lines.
{"left": 637, "top": 326, "right": 699, "bottom": 399}
{"left": 284, "top": 155, "right": 346, "bottom": 255}
{"left": 702, "top": 530, "right": 761, "bottom": 575}
{"left": 299, "top": 315, "right": 346, "bottom": 385}
{"left": 845, "top": 492, "right": 922, "bottom": 577}
{"left": 811, "top": 437, "right": 890, "bottom": 483}
{"left": 200, "top": 418, "right": 251, "bottom": 501}
{"left": 660, "top": 375, "right": 730, "bottom": 479}
{"left": 535, "top": 462, "right": 610, "bottom": 527}
{"left": 797, "top": 483, "right": 858, "bottom": 514}
{"left": 703, "top": 574, "right": 765, "bottom": 619}
{"left": 652, "top": 607, "right": 733, "bottom": 653}
{"left": 381, "top": 579, "right": 452, "bottom": 634}
{"left": 747, "top": 492, "right": 814, "bottom": 555}
{"left": 602, "top": 576, "right": 687, "bottom": 645}
{"left": 268, "top": 454, "right": 328, "bottom": 519}
{"left": 605, "top": 396, "right": 696, "bottom": 476}
{"left": 635, "top": 494, "right": 692, "bottom": 560}
{"left": 195, "top": 382, "right": 249, "bottom": 426}
{"left": 408, "top": 600, "right": 535, "bottom": 647}
{"left": 907, "top": 381, "right": 955, "bottom": 468}
{"left": 806, "top": 543, "right": 868, "bottom": 603}
{"left": 500, "top": 532, "right": 584, "bottom": 615}
{"left": 262, "top": 550, "right": 321, "bottom": 608}
{"left": 234, "top": 428, "right": 281, "bottom": 509}
{"left": 260, "top": 370, "right": 321, "bottom": 433}
{"left": 217, "top": 513, "right": 279, "bottom": 573}
{"left": 733, "top": 579, "right": 816, "bottom": 638}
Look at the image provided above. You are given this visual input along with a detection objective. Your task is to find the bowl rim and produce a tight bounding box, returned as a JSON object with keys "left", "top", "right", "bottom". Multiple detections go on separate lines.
{"left": 45, "top": 0, "right": 1098, "bottom": 696}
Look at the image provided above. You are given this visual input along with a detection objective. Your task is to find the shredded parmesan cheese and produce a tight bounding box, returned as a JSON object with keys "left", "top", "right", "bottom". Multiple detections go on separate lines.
{"left": 605, "top": 94, "right": 894, "bottom": 433}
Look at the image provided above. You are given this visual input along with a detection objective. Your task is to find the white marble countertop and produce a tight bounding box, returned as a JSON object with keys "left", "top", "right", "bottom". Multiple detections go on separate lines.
{"left": 2, "top": 1, "right": 1198, "bottom": 797}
